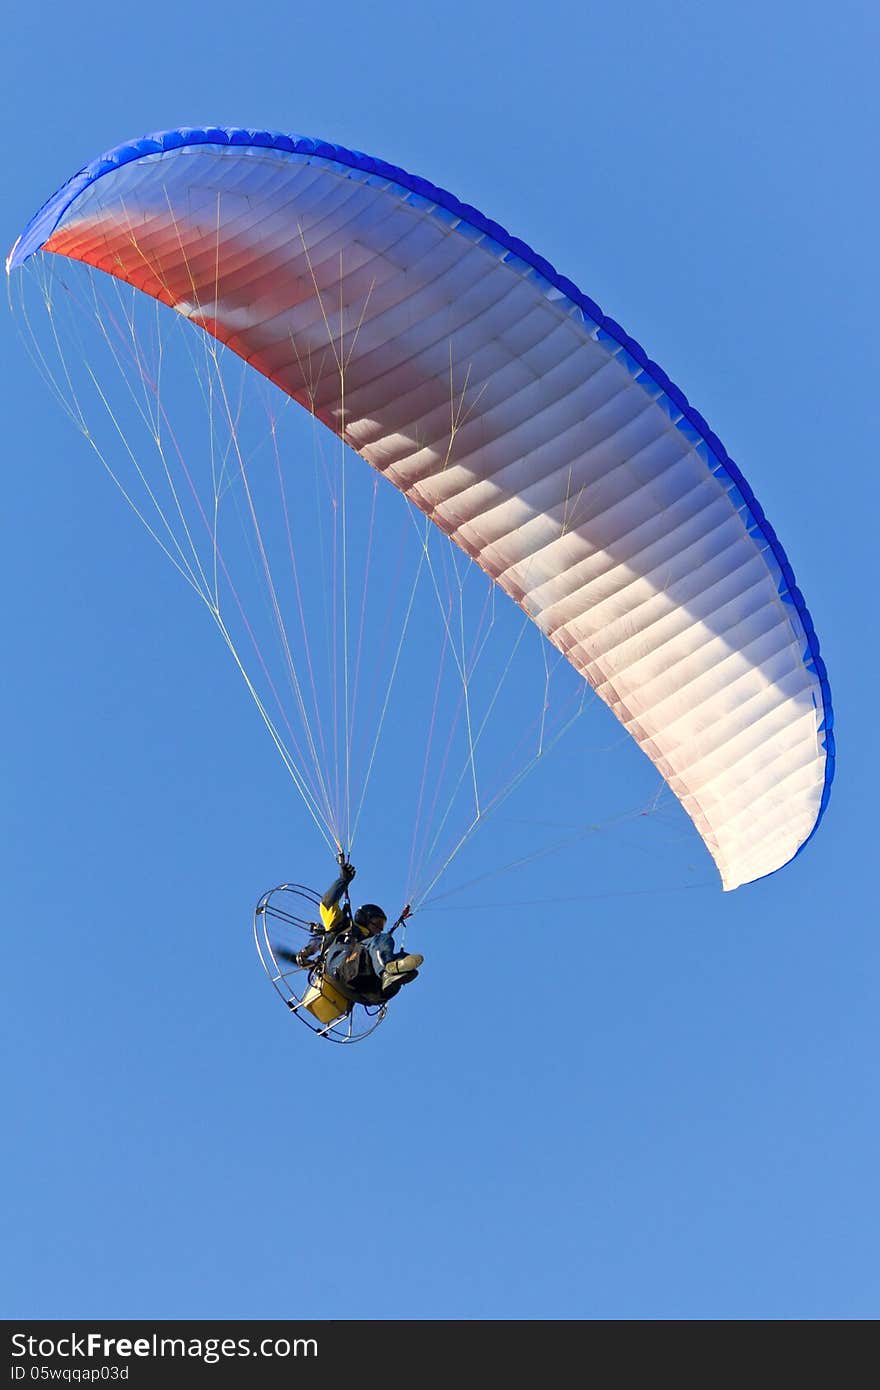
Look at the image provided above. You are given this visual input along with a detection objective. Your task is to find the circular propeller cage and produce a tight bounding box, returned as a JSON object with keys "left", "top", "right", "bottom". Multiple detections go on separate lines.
{"left": 254, "top": 883, "right": 387, "bottom": 1043}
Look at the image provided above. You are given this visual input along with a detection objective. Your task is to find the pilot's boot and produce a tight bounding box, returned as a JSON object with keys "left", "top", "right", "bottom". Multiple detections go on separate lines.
{"left": 383, "top": 953, "right": 424, "bottom": 977}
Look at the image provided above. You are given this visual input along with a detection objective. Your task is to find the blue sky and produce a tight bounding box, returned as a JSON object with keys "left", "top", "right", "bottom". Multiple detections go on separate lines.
{"left": 2, "top": 0, "right": 877, "bottom": 1319}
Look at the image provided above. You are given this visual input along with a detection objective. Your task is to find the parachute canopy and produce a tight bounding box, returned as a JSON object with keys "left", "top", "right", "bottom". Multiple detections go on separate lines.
{"left": 8, "top": 127, "right": 834, "bottom": 889}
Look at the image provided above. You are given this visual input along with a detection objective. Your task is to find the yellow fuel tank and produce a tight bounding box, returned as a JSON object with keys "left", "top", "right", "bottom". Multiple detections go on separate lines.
{"left": 301, "top": 974, "right": 350, "bottom": 1025}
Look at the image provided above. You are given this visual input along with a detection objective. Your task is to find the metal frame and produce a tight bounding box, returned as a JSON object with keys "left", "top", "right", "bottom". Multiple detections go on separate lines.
{"left": 253, "top": 883, "right": 387, "bottom": 1044}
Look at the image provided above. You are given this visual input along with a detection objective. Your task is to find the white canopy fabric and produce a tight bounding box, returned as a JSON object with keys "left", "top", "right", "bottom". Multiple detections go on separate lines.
{"left": 9, "top": 129, "right": 833, "bottom": 888}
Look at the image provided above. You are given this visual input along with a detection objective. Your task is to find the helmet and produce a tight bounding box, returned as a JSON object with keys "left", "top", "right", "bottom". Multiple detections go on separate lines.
{"left": 354, "top": 904, "right": 387, "bottom": 934}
